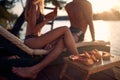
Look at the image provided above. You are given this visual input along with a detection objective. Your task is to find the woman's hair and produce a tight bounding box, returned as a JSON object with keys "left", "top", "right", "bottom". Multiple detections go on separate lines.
{"left": 25, "top": 0, "right": 44, "bottom": 21}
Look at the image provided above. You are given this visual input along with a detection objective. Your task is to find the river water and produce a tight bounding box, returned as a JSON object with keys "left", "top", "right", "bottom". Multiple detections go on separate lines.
{"left": 20, "top": 20, "right": 120, "bottom": 55}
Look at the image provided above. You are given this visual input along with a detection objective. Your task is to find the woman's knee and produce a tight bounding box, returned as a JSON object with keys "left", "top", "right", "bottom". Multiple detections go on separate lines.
{"left": 55, "top": 39, "right": 64, "bottom": 52}
{"left": 60, "top": 26, "right": 70, "bottom": 32}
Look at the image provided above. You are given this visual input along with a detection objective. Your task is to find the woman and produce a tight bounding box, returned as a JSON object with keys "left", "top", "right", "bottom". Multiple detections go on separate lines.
{"left": 12, "top": 0, "right": 79, "bottom": 79}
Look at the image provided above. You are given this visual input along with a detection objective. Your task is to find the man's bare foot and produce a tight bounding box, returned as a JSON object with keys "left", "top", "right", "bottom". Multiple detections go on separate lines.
{"left": 12, "top": 67, "right": 38, "bottom": 79}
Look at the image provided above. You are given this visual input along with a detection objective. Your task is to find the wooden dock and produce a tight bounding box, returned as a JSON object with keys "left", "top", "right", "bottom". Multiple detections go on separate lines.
{"left": 0, "top": 41, "right": 116, "bottom": 80}
{"left": 38, "top": 64, "right": 117, "bottom": 80}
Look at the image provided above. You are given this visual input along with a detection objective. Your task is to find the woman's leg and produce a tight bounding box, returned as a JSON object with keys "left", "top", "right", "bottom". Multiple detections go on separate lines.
{"left": 0, "top": 56, "right": 44, "bottom": 79}
{"left": 12, "top": 26, "right": 79, "bottom": 79}
{"left": 26, "top": 26, "right": 79, "bottom": 54}
{"left": 12, "top": 38, "right": 65, "bottom": 79}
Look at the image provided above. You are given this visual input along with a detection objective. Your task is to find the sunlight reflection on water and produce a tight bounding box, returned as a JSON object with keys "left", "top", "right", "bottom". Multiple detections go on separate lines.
{"left": 20, "top": 20, "right": 120, "bottom": 55}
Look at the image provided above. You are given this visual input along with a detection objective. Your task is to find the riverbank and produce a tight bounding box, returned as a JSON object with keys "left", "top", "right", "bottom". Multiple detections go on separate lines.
{"left": 55, "top": 15, "right": 120, "bottom": 21}
{"left": 20, "top": 20, "right": 120, "bottom": 56}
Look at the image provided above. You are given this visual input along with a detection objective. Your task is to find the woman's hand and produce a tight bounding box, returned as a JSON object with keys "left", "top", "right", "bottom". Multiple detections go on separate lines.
{"left": 45, "top": 7, "right": 58, "bottom": 21}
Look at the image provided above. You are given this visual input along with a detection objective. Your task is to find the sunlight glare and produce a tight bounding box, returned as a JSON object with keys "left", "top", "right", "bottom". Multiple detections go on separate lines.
{"left": 85, "top": 20, "right": 110, "bottom": 41}
{"left": 88, "top": 0, "right": 116, "bottom": 13}
{"left": 93, "top": 21, "right": 110, "bottom": 41}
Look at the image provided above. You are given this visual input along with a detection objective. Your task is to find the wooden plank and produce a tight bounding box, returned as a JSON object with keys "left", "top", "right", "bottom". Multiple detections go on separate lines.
{"left": 36, "top": 64, "right": 116, "bottom": 80}
{"left": 76, "top": 41, "right": 110, "bottom": 48}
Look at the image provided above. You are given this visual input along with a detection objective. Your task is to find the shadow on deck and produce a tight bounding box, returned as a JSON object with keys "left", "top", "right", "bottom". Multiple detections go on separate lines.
{"left": 37, "top": 63, "right": 116, "bottom": 80}
{"left": 36, "top": 45, "right": 115, "bottom": 80}
{"left": 0, "top": 64, "right": 117, "bottom": 80}
{"left": 0, "top": 44, "right": 116, "bottom": 80}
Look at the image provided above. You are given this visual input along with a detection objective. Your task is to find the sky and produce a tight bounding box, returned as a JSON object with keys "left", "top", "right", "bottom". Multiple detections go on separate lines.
{"left": 11, "top": 0, "right": 120, "bottom": 16}
{"left": 67, "top": 0, "right": 120, "bottom": 13}
{"left": 88, "top": 0, "right": 120, "bottom": 13}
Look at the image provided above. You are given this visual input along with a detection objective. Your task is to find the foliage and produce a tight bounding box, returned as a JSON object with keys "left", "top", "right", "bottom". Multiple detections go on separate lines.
{"left": 45, "top": 0, "right": 60, "bottom": 6}
{"left": 0, "top": 0, "right": 15, "bottom": 9}
{"left": 45, "top": 0, "right": 66, "bottom": 9}
{"left": 0, "top": 0, "right": 17, "bottom": 29}
{"left": 93, "top": 9, "right": 120, "bottom": 20}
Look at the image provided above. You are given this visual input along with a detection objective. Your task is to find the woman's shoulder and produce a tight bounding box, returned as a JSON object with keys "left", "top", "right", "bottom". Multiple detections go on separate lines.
{"left": 28, "top": 4, "right": 36, "bottom": 15}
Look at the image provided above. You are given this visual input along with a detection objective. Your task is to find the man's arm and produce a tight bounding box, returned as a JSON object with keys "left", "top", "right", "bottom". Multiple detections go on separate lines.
{"left": 82, "top": 1, "right": 95, "bottom": 41}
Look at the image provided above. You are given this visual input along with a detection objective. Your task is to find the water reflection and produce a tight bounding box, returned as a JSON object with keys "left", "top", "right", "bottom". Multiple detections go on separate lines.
{"left": 20, "top": 20, "right": 120, "bottom": 55}
{"left": 93, "top": 20, "right": 120, "bottom": 55}
{"left": 94, "top": 20, "right": 110, "bottom": 41}
{"left": 85, "top": 20, "right": 110, "bottom": 41}
{"left": 54, "top": 20, "right": 120, "bottom": 55}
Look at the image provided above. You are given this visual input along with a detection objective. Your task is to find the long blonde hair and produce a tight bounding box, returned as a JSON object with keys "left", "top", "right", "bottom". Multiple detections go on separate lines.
{"left": 25, "top": 0, "right": 44, "bottom": 21}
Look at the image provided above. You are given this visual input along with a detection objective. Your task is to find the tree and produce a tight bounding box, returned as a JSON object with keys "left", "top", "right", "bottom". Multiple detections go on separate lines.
{"left": 0, "top": 0, "right": 67, "bottom": 37}
{"left": 10, "top": 0, "right": 66, "bottom": 37}
{"left": 0, "top": 0, "right": 17, "bottom": 28}
{"left": 0, "top": 0, "right": 67, "bottom": 58}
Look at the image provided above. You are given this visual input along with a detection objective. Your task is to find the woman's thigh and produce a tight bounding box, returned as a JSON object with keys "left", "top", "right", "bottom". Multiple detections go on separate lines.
{"left": 25, "top": 26, "right": 69, "bottom": 48}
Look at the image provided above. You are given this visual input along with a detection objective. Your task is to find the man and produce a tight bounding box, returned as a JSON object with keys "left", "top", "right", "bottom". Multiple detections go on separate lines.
{"left": 65, "top": 0, "right": 95, "bottom": 42}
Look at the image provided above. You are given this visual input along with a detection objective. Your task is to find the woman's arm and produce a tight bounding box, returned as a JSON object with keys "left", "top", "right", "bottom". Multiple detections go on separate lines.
{"left": 31, "top": 7, "right": 57, "bottom": 34}
{"left": 27, "top": 5, "right": 37, "bottom": 34}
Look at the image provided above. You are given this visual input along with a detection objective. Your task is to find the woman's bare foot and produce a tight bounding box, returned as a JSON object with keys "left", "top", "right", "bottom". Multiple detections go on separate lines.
{"left": 12, "top": 67, "right": 38, "bottom": 79}
{"left": 8, "top": 55, "right": 20, "bottom": 59}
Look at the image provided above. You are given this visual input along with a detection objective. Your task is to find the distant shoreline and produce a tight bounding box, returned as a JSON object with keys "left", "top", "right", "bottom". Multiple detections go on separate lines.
{"left": 55, "top": 16, "right": 120, "bottom": 21}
